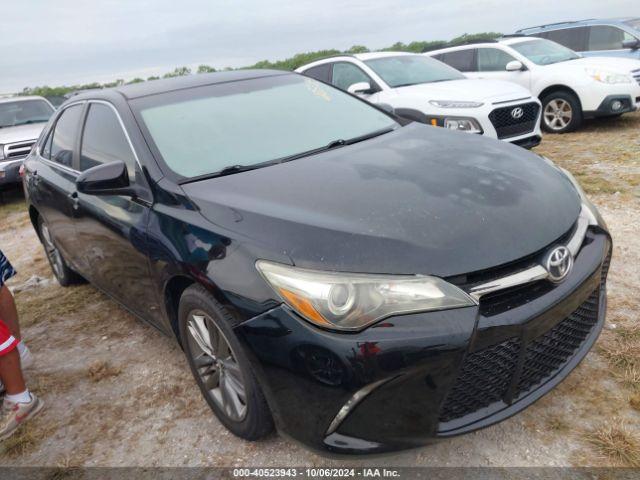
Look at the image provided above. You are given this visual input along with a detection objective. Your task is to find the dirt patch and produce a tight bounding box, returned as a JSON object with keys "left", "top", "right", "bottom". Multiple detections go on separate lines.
{"left": 0, "top": 113, "right": 638, "bottom": 467}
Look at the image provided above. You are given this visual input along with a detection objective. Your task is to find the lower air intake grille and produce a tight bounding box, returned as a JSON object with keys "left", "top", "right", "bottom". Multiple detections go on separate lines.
{"left": 439, "top": 338, "right": 520, "bottom": 423}
{"left": 439, "top": 288, "right": 600, "bottom": 423}
{"left": 489, "top": 102, "right": 540, "bottom": 139}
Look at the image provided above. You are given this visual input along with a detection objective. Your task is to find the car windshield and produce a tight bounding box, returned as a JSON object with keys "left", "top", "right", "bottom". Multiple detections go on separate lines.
{"left": 133, "top": 74, "right": 398, "bottom": 179}
{"left": 510, "top": 39, "right": 580, "bottom": 65}
{"left": 364, "top": 55, "right": 465, "bottom": 87}
{"left": 0, "top": 99, "right": 54, "bottom": 129}
{"left": 624, "top": 19, "right": 640, "bottom": 30}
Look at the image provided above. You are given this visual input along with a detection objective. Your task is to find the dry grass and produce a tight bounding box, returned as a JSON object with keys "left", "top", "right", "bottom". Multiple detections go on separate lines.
{"left": 14, "top": 284, "right": 105, "bottom": 328}
{"left": 583, "top": 423, "right": 640, "bottom": 468}
{"left": 87, "top": 360, "right": 122, "bottom": 382}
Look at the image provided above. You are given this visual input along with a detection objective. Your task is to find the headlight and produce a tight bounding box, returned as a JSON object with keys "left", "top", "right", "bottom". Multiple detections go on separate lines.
{"left": 585, "top": 68, "right": 632, "bottom": 84}
{"left": 0, "top": 145, "right": 4, "bottom": 161}
{"left": 444, "top": 117, "right": 483, "bottom": 134}
{"left": 256, "top": 261, "right": 476, "bottom": 331}
{"left": 429, "top": 100, "right": 484, "bottom": 108}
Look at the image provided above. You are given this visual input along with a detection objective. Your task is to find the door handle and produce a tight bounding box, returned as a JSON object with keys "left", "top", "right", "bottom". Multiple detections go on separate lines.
{"left": 68, "top": 191, "right": 79, "bottom": 210}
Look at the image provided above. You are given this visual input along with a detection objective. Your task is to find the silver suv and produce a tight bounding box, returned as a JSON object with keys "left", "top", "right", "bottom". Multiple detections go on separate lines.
{"left": 0, "top": 96, "right": 55, "bottom": 187}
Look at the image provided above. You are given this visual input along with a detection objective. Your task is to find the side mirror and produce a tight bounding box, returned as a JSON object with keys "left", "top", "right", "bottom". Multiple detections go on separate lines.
{"left": 76, "top": 160, "right": 134, "bottom": 197}
{"left": 348, "top": 82, "right": 373, "bottom": 95}
{"left": 506, "top": 60, "right": 525, "bottom": 72}
{"left": 622, "top": 39, "right": 640, "bottom": 50}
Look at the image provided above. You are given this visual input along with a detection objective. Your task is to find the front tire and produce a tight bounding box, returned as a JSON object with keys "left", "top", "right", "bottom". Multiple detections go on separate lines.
{"left": 37, "top": 216, "right": 83, "bottom": 287}
{"left": 178, "top": 284, "right": 273, "bottom": 440}
{"left": 541, "top": 91, "right": 582, "bottom": 133}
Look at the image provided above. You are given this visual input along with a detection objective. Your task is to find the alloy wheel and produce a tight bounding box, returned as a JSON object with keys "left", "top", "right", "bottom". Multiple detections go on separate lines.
{"left": 41, "top": 223, "right": 65, "bottom": 280}
{"left": 186, "top": 310, "right": 247, "bottom": 421}
{"left": 543, "top": 99, "right": 573, "bottom": 131}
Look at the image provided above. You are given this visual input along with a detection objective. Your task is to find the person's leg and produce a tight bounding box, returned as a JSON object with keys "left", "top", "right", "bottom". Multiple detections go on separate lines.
{"left": 0, "top": 320, "right": 43, "bottom": 441}
{"left": 0, "top": 286, "right": 20, "bottom": 340}
{"left": 0, "top": 349, "right": 26, "bottom": 395}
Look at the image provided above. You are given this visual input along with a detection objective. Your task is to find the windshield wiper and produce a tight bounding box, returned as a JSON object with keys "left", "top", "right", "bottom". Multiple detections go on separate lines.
{"left": 179, "top": 128, "right": 396, "bottom": 185}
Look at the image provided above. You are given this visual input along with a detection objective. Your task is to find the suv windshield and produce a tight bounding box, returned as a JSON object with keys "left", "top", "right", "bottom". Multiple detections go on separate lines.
{"left": 510, "top": 39, "right": 580, "bottom": 65}
{"left": 0, "top": 99, "right": 54, "bottom": 129}
{"left": 364, "top": 55, "right": 465, "bottom": 87}
{"left": 133, "top": 74, "right": 398, "bottom": 179}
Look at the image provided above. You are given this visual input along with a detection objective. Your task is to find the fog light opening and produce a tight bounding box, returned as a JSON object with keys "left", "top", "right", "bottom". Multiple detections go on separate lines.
{"left": 611, "top": 100, "right": 623, "bottom": 112}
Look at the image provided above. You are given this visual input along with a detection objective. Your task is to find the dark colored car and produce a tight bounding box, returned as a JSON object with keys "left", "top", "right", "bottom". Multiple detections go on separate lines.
{"left": 22, "top": 70, "right": 611, "bottom": 454}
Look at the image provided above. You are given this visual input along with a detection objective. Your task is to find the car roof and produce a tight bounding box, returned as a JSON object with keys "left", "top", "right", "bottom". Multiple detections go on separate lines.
{"left": 353, "top": 51, "right": 415, "bottom": 61}
{"left": 69, "top": 69, "right": 290, "bottom": 102}
{"left": 517, "top": 17, "right": 640, "bottom": 33}
{"left": 0, "top": 95, "right": 49, "bottom": 104}
{"left": 427, "top": 37, "right": 537, "bottom": 54}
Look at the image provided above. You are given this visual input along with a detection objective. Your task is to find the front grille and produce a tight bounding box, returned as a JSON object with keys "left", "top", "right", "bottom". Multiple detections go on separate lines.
{"left": 439, "top": 288, "right": 600, "bottom": 423}
{"left": 632, "top": 68, "right": 640, "bottom": 86}
{"left": 4, "top": 140, "right": 36, "bottom": 160}
{"left": 488, "top": 102, "right": 540, "bottom": 139}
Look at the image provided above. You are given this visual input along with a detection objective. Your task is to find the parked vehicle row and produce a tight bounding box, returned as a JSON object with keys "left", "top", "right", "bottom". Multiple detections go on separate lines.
{"left": 297, "top": 52, "right": 542, "bottom": 148}
{"left": 427, "top": 37, "right": 640, "bottom": 133}
{"left": 23, "top": 71, "right": 612, "bottom": 454}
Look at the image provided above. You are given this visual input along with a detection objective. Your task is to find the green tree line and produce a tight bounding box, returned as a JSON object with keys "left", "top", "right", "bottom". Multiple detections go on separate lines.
{"left": 20, "top": 32, "right": 501, "bottom": 98}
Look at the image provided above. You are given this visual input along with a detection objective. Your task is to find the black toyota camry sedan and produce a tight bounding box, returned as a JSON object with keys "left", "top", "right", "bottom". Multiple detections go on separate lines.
{"left": 22, "top": 70, "right": 611, "bottom": 454}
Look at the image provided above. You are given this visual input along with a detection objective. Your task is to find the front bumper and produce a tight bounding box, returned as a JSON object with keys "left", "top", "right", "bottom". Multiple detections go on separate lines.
{"left": 578, "top": 80, "right": 640, "bottom": 113}
{"left": 584, "top": 94, "right": 638, "bottom": 118}
{"left": 235, "top": 229, "right": 611, "bottom": 454}
{"left": 0, "top": 159, "right": 24, "bottom": 186}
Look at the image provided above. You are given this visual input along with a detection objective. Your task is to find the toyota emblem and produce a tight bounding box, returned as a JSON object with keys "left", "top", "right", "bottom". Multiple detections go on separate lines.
{"left": 545, "top": 246, "right": 573, "bottom": 283}
{"left": 511, "top": 107, "right": 524, "bottom": 119}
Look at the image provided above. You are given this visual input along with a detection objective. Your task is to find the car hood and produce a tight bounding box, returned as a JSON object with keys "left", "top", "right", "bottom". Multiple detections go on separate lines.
{"left": 394, "top": 78, "right": 533, "bottom": 104}
{"left": 181, "top": 123, "right": 581, "bottom": 277}
{"left": 0, "top": 123, "right": 46, "bottom": 145}
{"left": 546, "top": 56, "right": 640, "bottom": 74}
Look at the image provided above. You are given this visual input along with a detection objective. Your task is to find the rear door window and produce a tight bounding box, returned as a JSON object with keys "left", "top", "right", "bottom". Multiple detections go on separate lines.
{"left": 47, "top": 104, "right": 83, "bottom": 168}
{"left": 588, "top": 26, "right": 635, "bottom": 51}
{"left": 439, "top": 49, "right": 476, "bottom": 72}
{"left": 544, "top": 27, "right": 588, "bottom": 51}
{"left": 477, "top": 48, "right": 518, "bottom": 71}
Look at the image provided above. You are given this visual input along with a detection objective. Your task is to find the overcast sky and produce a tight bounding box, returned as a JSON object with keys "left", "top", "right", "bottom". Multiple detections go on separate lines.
{"left": 0, "top": 0, "right": 634, "bottom": 92}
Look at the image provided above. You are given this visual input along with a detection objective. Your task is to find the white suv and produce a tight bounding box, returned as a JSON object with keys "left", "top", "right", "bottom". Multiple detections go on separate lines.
{"left": 296, "top": 52, "right": 542, "bottom": 148}
{"left": 427, "top": 37, "right": 640, "bottom": 133}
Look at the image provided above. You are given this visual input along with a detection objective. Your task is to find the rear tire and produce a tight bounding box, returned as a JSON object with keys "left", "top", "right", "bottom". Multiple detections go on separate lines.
{"left": 541, "top": 91, "right": 582, "bottom": 133}
{"left": 37, "top": 216, "right": 83, "bottom": 287}
{"left": 178, "top": 284, "right": 274, "bottom": 440}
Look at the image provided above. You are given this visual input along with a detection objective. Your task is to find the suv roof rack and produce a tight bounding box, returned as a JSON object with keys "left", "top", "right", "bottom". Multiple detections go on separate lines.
{"left": 517, "top": 19, "right": 596, "bottom": 32}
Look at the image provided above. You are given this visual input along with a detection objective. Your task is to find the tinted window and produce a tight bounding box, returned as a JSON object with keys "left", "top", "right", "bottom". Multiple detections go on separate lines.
{"left": 477, "top": 48, "right": 517, "bottom": 71}
{"left": 302, "top": 64, "right": 331, "bottom": 83}
{"left": 331, "top": 63, "right": 373, "bottom": 90}
{"left": 588, "top": 26, "right": 635, "bottom": 51}
{"left": 544, "top": 27, "right": 588, "bottom": 51}
{"left": 80, "top": 103, "right": 136, "bottom": 179}
{"left": 0, "top": 100, "right": 54, "bottom": 129}
{"left": 48, "top": 105, "right": 83, "bottom": 168}
{"left": 439, "top": 50, "right": 475, "bottom": 72}
{"left": 364, "top": 55, "right": 464, "bottom": 87}
{"left": 134, "top": 75, "right": 397, "bottom": 179}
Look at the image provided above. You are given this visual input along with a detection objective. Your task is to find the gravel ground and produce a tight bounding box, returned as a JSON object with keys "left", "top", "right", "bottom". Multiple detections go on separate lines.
{"left": 0, "top": 113, "right": 638, "bottom": 468}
